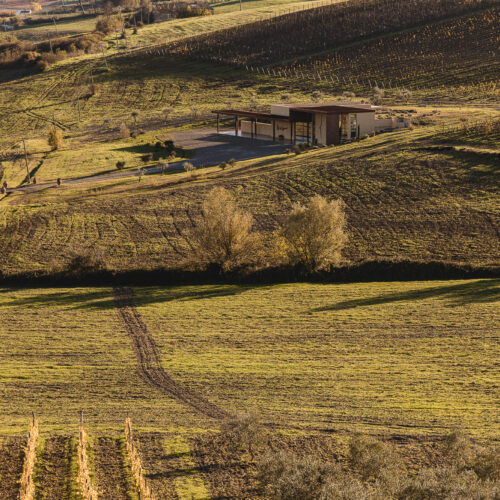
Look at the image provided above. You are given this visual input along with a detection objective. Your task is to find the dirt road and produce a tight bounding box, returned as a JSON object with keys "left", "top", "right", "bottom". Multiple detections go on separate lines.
{"left": 113, "top": 287, "right": 229, "bottom": 420}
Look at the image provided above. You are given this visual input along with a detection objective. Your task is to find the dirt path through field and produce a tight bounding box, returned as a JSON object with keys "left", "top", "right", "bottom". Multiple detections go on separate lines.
{"left": 113, "top": 286, "right": 229, "bottom": 420}
{"left": 93, "top": 437, "right": 136, "bottom": 499}
{"left": 0, "top": 436, "right": 24, "bottom": 500}
{"left": 35, "top": 436, "right": 72, "bottom": 500}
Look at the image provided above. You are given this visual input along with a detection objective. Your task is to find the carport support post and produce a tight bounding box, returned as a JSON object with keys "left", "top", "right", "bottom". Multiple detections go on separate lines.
{"left": 216, "top": 113, "right": 219, "bottom": 134}
{"left": 234, "top": 116, "right": 238, "bottom": 137}
{"left": 273, "top": 120, "right": 276, "bottom": 141}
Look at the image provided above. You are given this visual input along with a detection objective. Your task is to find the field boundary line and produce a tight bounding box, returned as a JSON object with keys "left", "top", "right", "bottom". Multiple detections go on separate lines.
{"left": 77, "top": 414, "right": 99, "bottom": 500}
{"left": 124, "top": 417, "right": 158, "bottom": 500}
{"left": 19, "top": 413, "right": 38, "bottom": 500}
{"left": 113, "top": 286, "right": 229, "bottom": 419}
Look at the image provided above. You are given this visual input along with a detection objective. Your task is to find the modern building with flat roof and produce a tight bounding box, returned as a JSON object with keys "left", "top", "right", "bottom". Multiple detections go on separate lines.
{"left": 213, "top": 102, "right": 379, "bottom": 146}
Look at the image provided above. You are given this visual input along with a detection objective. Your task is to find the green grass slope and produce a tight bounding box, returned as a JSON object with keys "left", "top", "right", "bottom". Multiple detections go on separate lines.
{"left": 0, "top": 112, "right": 498, "bottom": 274}
{"left": 0, "top": 280, "right": 498, "bottom": 438}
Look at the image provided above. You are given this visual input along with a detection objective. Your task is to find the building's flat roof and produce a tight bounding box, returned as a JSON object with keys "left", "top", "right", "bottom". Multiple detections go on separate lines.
{"left": 212, "top": 109, "right": 293, "bottom": 121}
{"left": 292, "top": 104, "right": 375, "bottom": 114}
{"left": 213, "top": 103, "right": 374, "bottom": 120}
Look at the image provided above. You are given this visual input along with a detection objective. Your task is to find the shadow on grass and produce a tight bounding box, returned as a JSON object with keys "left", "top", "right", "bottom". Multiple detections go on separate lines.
{"left": 0, "top": 284, "right": 265, "bottom": 311}
{"left": 312, "top": 279, "right": 499, "bottom": 313}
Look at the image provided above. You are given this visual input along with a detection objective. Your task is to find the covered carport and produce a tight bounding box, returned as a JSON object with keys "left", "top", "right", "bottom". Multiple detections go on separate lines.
{"left": 212, "top": 109, "right": 296, "bottom": 143}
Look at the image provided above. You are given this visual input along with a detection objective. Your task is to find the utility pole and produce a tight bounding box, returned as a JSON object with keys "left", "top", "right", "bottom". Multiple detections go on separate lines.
{"left": 52, "top": 17, "right": 58, "bottom": 35}
{"left": 240, "top": 0, "right": 242, "bottom": 10}
{"left": 22, "top": 139, "right": 30, "bottom": 184}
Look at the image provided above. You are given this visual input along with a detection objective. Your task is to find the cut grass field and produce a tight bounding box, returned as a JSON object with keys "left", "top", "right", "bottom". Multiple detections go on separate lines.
{"left": 0, "top": 280, "right": 498, "bottom": 439}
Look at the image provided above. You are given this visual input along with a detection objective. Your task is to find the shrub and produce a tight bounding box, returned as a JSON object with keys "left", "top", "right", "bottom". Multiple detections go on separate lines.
{"left": 228, "top": 158, "right": 236, "bottom": 167}
{"left": 35, "top": 58, "right": 49, "bottom": 71}
{"left": 157, "top": 159, "right": 168, "bottom": 173}
{"left": 66, "top": 248, "right": 105, "bottom": 274}
{"left": 191, "top": 186, "right": 261, "bottom": 271}
{"left": 47, "top": 125, "right": 63, "bottom": 150}
{"left": 396, "top": 88, "right": 412, "bottom": 103}
{"left": 348, "top": 434, "right": 405, "bottom": 483}
{"left": 372, "top": 86, "right": 385, "bottom": 105}
{"left": 220, "top": 413, "right": 267, "bottom": 459}
{"left": 89, "top": 83, "right": 100, "bottom": 96}
{"left": 280, "top": 195, "right": 347, "bottom": 272}
{"left": 95, "top": 15, "right": 121, "bottom": 33}
{"left": 257, "top": 451, "right": 338, "bottom": 500}
{"left": 472, "top": 447, "right": 500, "bottom": 480}
{"left": 116, "top": 160, "right": 125, "bottom": 169}
{"left": 311, "top": 90, "right": 323, "bottom": 102}
{"left": 397, "top": 466, "right": 500, "bottom": 500}
{"left": 183, "top": 161, "right": 195, "bottom": 175}
{"left": 120, "top": 122, "right": 130, "bottom": 139}
{"left": 219, "top": 161, "right": 228, "bottom": 170}
{"left": 131, "top": 110, "right": 139, "bottom": 126}
{"left": 293, "top": 144, "right": 302, "bottom": 155}
{"left": 441, "top": 429, "right": 476, "bottom": 469}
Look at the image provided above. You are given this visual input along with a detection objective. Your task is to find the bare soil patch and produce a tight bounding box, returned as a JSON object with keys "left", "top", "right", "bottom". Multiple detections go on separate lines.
{"left": 0, "top": 436, "right": 24, "bottom": 500}
{"left": 35, "top": 436, "right": 72, "bottom": 500}
{"left": 136, "top": 432, "right": 179, "bottom": 499}
{"left": 93, "top": 436, "right": 135, "bottom": 500}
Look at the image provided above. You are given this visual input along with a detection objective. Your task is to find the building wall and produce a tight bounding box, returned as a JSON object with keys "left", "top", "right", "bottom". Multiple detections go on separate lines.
{"left": 357, "top": 112, "right": 376, "bottom": 137}
{"left": 275, "top": 120, "right": 292, "bottom": 141}
{"left": 314, "top": 113, "right": 327, "bottom": 145}
{"left": 374, "top": 116, "right": 410, "bottom": 132}
{"left": 270, "top": 105, "right": 291, "bottom": 117}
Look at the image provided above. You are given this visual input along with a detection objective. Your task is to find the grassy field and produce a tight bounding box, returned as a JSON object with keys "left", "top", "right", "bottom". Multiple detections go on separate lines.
{"left": 0, "top": 110, "right": 498, "bottom": 274}
{"left": 0, "top": 280, "right": 498, "bottom": 498}
{"left": 0, "top": 280, "right": 498, "bottom": 438}
{"left": 13, "top": 15, "right": 98, "bottom": 41}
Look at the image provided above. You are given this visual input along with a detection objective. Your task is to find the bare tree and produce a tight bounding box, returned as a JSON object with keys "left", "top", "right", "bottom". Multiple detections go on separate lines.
{"left": 281, "top": 195, "right": 347, "bottom": 272}
{"left": 47, "top": 126, "right": 63, "bottom": 150}
{"left": 183, "top": 161, "right": 195, "bottom": 176}
{"left": 372, "top": 86, "right": 385, "bottom": 105}
{"left": 220, "top": 413, "right": 267, "bottom": 460}
{"left": 120, "top": 122, "right": 130, "bottom": 139}
{"left": 191, "top": 187, "right": 261, "bottom": 271}
{"left": 131, "top": 110, "right": 139, "bottom": 126}
{"left": 311, "top": 90, "right": 323, "bottom": 102}
{"left": 396, "top": 88, "right": 412, "bottom": 103}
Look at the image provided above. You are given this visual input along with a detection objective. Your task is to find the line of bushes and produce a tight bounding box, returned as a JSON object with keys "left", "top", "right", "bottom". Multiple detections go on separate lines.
{"left": 0, "top": 260, "right": 497, "bottom": 287}
{"left": 0, "top": 31, "right": 105, "bottom": 71}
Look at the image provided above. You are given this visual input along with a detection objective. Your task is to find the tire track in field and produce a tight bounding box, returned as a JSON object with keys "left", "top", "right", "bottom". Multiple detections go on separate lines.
{"left": 113, "top": 287, "right": 229, "bottom": 420}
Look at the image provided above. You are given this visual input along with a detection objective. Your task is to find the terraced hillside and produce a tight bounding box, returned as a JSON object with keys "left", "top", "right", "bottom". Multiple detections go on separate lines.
{"left": 280, "top": 8, "right": 499, "bottom": 99}
{"left": 166, "top": 0, "right": 496, "bottom": 66}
